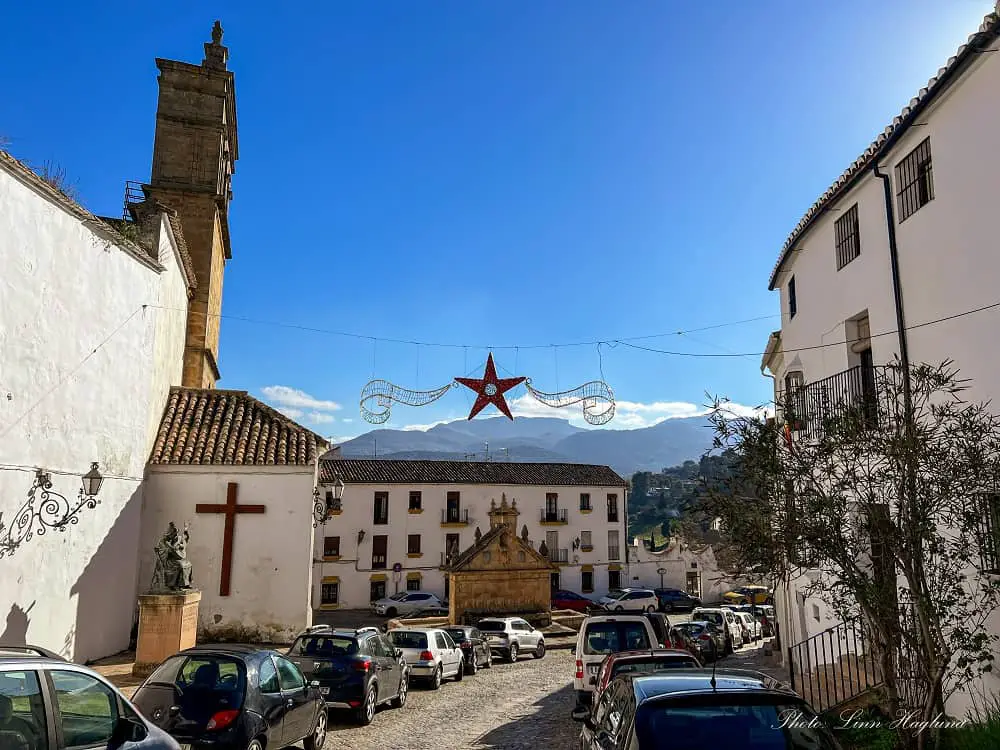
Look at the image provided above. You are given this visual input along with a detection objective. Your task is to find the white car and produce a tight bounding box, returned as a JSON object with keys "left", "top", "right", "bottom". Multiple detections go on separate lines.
{"left": 603, "top": 589, "right": 658, "bottom": 613}
{"left": 595, "top": 588, "right": 631, "bottom": 607}
{"left": 386, "top": 627, "right": 464, "bottom": 689}
{"left": 571, "top": 614, "right": 661, "bottom": 707}
{"left": 736, "top": 611, "right": 762, "bottom": 642}
{"left": 476, "top": 617, "right": 546, "bottom": 662}
{"left": 372, "top": 591, "right": 443, "bottom": 617}
{"left": 691, "top": 607, "right": 745, "bottom": 653}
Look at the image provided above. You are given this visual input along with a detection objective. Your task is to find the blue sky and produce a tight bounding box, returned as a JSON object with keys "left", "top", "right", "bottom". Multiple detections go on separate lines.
{"left": 2, "top": 1, "right": 993, "bottom": 440}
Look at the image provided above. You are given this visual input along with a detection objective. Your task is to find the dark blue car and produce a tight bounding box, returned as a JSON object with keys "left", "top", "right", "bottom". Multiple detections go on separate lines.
{"left": 284, "top": 627, "right": 409, "bottom": 725}
{"left": 654, "top": 588, "right": 701, "bottom": 612}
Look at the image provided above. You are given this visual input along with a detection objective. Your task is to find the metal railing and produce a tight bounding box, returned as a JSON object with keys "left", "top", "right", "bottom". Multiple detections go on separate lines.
{"left": 779, "top": 365, "right": 894, "bottom": 441}
{"left": 548, "top": 548, "right": 569, "bottom": 563}
{"left": 541, "top": 508, "right": 568, "bottom": 523}
{"left": 122, "top": 180, "right": 145, "bottom": 221}
{"left": 787, "top": 618, "right": 881, "bottom": 713}
{"left": 442, "top": 508, "right": 469, "bottom": 524}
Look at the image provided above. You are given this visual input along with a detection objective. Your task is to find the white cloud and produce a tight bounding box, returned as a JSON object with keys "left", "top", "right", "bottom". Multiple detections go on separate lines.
{"left": 276, "top": 407, "right": 304, "bottom": 420}
{"left": 308, "top": 412, "right": 336, "bottom": 425}
{"left": 507, "top": 393, "right": 771, "bottom": 430}
{"left": 327, "top": 435, "right": 359, "bottom": 445}
{"left": 399, "top": 419, "right": 453, "bottom": 432}
{"left": 342, "top": 418, "right": 354, "bottom": 424}
{"left": 261, "top": 385, "right": 342, "bottom": 412}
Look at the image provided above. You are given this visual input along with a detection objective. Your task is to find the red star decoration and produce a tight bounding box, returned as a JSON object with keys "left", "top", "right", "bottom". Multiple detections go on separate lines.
{"left": 455, "top": 353, "right": 526, "bottom": 421}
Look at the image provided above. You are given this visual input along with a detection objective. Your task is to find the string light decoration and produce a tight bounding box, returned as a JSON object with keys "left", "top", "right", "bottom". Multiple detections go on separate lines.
{"left": 359, "top": 352, "right": 616, "bottom": 425}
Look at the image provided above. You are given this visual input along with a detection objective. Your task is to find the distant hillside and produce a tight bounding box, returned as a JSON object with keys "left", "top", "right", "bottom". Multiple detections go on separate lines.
{"left": 337, "top": 416, "right": 716, "bottom": 475}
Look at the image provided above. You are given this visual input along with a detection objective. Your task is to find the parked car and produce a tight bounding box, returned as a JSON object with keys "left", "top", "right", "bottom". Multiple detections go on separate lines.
{"left": 591, "top": 649, "right": 702, "bottom": 701}
{"left": 132, "top": 644, "right": 327, "bottom": 750}
{"left": 476, "top": 617, "right": 546, "bottom": 663}
{"left": 640, "top": 612, "right": 672, "bottom": 650}
{"left": 371, "top": 591, "right": 444, "bottom": 618}
{"left": 666, "top": 626, "right": 700, "bottom": 658}
{"left": 571, "top": 614, "right": 661, "bottom": 707}
{"left": 735, "top": 611, "right": 762, "bottom": 642}
{"left": 653, "top": 588, "right": 701, "bottom": 612}
{"left": 691, "top": 607, "right": 744, "bottom": 653}
{"left": 442, "top": 625, "right": 493, "bottom": 674}
{"left": 603, "top": 589, "right": 658, "bottom": 613}
{"left": 722, "top": 585, "right": 774, "bottom": 606}
{"left": 594, "top": 589, "right": 628, "bottom": 607}
{"left": 672, "top": 620, "right": 726, "bottom": 662}
{"left": 573, "top": 670, "right": 845, "bottom": 748}
{"left": 283, "top": 627, "right": 409, "bottom": 725}
{"left": 386, "top": 628, "right": 464, "bottom": 689}
{"left": 552, "top": 590, "right": 595, "bottom": 613}
{"left": 0, "top": 650, "right": 180, "bottom": 750}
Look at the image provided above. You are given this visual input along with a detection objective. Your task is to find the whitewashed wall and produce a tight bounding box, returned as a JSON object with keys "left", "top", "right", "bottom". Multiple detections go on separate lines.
{"left": 626, "top": 539, "right": 730, "bottom": 603}
{"left": 141, "top": 466, "right": 315, "bottom": 644}
{"left": 312, "top": 479, "right": 627, "bottom": 609}
{"left": 0, "top": 157, "right": 188, "bottom": 662}
{"left": 765, "top": 38, "right": 1000, "bottom": 715}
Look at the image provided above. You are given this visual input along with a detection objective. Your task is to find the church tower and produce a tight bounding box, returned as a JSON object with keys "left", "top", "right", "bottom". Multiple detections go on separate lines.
{"left": 146, "top": 21, "right": 238, "bottom": 389}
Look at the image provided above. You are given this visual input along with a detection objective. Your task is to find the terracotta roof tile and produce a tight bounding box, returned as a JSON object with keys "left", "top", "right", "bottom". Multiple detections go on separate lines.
{"left": 768, "top": 5, "right": 1000, "bottom": 290}
{"left": 150, "top": 387, "right": 328, "bottom": 466}
{"left": 318, "top": 459, "right": 627, "bottom": 486}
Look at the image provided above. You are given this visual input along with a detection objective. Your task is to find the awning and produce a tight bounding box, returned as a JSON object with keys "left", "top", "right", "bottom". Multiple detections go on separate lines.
{"left": 608, "top": 563, "right": 622, "bottom": 572}
{"left": 581, "top": 564, "right": 594, "bottom": 572}
{"left": 321, "top": 576, "right": 340, "bottom": 583}
{"left": 370, "top": 573, "right": 387, "bottom": 582}
{"left": 406, "top": 572, "right": 422, "bottom": 581}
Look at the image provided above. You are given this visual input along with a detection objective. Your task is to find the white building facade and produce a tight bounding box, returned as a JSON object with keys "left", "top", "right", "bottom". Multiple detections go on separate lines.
{"left": 762, "top": 5, "right": 1000, "bottom": 715}
{"left": 626, "top": 537, "right": 728, "bottom": 603}
{"left": 0, "top": 150, "right": 192, "bottom": 663}
{"left": 312, "top": 459, "right": 628, "bottom": 610}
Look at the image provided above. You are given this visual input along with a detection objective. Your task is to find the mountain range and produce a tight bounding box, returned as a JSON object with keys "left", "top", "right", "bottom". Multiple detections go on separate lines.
{"left": 336, "top": 416, "right": 718, "bottom": 476}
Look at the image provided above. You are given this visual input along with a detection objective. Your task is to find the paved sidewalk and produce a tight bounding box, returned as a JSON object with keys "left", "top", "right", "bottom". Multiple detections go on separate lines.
{"left": 722, "top": 638, "right": 791, "bottom": 684}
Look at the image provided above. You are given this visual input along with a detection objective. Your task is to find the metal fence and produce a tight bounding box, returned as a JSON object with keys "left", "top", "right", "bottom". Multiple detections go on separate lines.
{"left": 788, "top": 618, "right": 882, "bottom": 713}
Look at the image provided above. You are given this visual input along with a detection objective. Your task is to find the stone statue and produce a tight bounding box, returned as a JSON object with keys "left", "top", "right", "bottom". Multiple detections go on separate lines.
{"left": 151, "top": 522, "right": 194, "bottom": 593}
{"left": 211, "top": 20, "right": 224, "bottom": 44}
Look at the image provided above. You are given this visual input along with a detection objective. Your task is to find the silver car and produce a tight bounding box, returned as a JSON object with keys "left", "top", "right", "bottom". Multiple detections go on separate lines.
{"left": 476, "top": 617, "right": 546, "bottom": 663}
{"left": 0, "top": 646, "right": 180, "bottom": 750}
{"left": 371, "top": 591, "right": 444, "bottom": 617}
{"left": 386, "top": 628, "right": 465, "bottom": 690}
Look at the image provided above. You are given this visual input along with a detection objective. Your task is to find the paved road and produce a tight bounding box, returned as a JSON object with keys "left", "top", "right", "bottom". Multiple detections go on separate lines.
{"left": 322, "top": 649, "right": 577, "bottom": 750}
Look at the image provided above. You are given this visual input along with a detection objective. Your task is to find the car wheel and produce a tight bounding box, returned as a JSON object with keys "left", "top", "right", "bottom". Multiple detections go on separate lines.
{"left": 455, "top": 659, "right": 465, "bottom": 681}
{"left": 247, "top": 739, "right": 265, "bottom": 750}
{"left": 303, "top": 708, "right": 327, "bottom": 750}
{"left": 614, "top": 605, "right": 624, "bottom": 612}
{"left": 386, "top": 607, "right": 397, "bottom": 618}
{"left": 429, "top": 665, "right": 442, "bottom": 690}
{"left": 391, "top": 674, "right": 408, "bottom": 708}
{"left": 508, "top": 642, "right": 519, "bottom": 662}
{"left": 534, "top": 641, "right": 545, "bottom": 659}
{"left": 484, "top": 649, "right": 493, "bottom": 668}
{"left": 356, "top": 684, "right": 377, "bottom": 725}
{"left": 663, "top": 602, "right": 674, "bottom": 613}
{"left": 467, "top": 651, "right": 478, "bottom": 675}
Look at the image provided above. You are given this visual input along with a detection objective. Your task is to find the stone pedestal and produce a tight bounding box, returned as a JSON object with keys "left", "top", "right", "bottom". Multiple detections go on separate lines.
{"left": 133, "top": 591, "right": 201, "bottom": 677}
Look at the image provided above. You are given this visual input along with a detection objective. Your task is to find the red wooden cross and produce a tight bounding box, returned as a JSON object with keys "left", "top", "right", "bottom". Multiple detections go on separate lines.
{"left": 195, "top": 482, "right": 266, "bottom": 597}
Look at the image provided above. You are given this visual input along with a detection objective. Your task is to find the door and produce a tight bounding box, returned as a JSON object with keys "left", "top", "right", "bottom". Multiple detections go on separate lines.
{"left": 436, "top": 631, "right": 460, "bottom": 676}
{"left": 377, "top": 634, "right": 403, "bottom": 697}
{"left": 364, "top": 636, "right": 391, "bottom": 703}
{"left": 372, "top": 535, "right": 388, "bottom": 569}
{"left": 514, "top": 620, "right": 539, "bottom": 649}
{"left": 546, "top": 531, "right": 558, "bottom": 561}
{"left": 48, "top": 669, "right": 121, "bottom": 750}
{"left": 275, "top": 656, "right": 314, "bottom": 743}
{"left": 257, "top": 656, "right": 288, "bottom": 746}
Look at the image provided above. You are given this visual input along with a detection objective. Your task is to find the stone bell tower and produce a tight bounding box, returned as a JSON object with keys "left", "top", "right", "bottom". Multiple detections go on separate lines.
{"left": 146, "top": 20, "right": 239, "bottom": 388}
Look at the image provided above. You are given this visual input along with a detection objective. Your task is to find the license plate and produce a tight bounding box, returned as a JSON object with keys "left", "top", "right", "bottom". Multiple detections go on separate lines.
{"left": 320, "top": 687, "right": 329, "bottom": 695}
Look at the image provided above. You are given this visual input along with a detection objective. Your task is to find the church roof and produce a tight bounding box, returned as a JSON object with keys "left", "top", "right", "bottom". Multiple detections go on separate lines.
{"left": 319, "top": 459, "right": 626, "bottom": 487}
{"left": 150, "top": 387, "right": 329, "bottom": 466}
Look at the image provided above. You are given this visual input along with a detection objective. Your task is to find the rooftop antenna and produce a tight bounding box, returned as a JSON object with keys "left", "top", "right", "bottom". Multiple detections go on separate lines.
{"left": 484, "top": 441, "right": 490, "bottom": 462}
{"left": 373, "top": 438, "right": 377, "bottom": 458}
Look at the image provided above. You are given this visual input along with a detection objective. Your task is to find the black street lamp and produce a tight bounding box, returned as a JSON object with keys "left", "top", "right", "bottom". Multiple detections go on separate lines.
{"left": 312, "top": 477, "right": 345, "bottom": 527}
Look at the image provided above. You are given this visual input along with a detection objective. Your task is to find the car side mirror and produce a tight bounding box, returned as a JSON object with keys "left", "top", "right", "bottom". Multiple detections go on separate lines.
{"left": 571, "top": 706, "right": 591, "bottom": 722}
{"left": 111, "top": 716, "right": 147, "bottom": 747}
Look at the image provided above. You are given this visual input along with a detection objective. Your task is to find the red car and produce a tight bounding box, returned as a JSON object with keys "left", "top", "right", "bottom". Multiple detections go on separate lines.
{"left": 591, "top": 649, "right": 702, "bottom": 700}
{"left": 552, "top": 589, "right": 595, "bottom": 612}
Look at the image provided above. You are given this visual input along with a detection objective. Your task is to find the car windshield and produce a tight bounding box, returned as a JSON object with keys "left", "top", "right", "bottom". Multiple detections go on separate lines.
{"left": 477, "top": 620, "right": 506, "bottom": 632}
{"left": 584, "top": 622, "right": 651, "bottom": 655}
{"left": 676, "top": 623, "right": 704, "bottom": 636}
{"left": 693, "top": 612, "right": 724, "bottom": 626}
{"left": 388, "top": 592, "right": 409, "bottom": 601}
{"left": 388, "top": 631, "right": 428, "bottom": 649}
{"left": 288, "top": 635, "right": 357, "bottom": 657}
{"left": 604, "top": 590, "right": 623, "bottom": 599}
{"left": 634, "top": 698, "right": 842, "bottom": 749}
{"left": 612, "top": 657, "right": 699, "bottom": 678}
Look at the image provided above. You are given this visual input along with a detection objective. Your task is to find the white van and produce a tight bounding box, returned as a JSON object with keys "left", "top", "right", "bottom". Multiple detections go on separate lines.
{"left": 691, "top": 607, "right": 744, "bottom": 653}
{"left": 571, "top": 614, "right": 662, "bottom": 706}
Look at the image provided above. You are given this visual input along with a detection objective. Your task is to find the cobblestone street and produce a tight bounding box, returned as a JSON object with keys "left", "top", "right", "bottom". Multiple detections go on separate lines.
{"left": 322, "top": 650, "right": 578, "bottom": 750}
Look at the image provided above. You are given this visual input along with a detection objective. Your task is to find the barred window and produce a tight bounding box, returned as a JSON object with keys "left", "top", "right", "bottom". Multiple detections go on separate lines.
{"left": 835, "top": 203, "right": 861, "bottom": 269}
{"left": 895, "top": 137, "right": 934, "bottom": 222}
{"left": 978, "top": 494, "right": 1000, "bottom": 573}
{"left": 321, "top": 582, "right": 339, "bottom": 605}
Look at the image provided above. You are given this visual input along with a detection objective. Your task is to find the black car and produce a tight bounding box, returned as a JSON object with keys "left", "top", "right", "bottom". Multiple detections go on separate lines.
{"left": 574, "top": 669, "right": 844, "bottom": 749}
{"left": 672, "top": 621, "right": 725, "bottom": 662}
{"left": 284, "top": 627, "right": 409, "bottom": 725}
{"left": 653, "top": 588, "right": 701, "bottom": 613}
{"left": 132, "top": 644, "right": 327, "bottom": 750}
{"left": 442, "top": 626, "right": 493, "bottom": 674}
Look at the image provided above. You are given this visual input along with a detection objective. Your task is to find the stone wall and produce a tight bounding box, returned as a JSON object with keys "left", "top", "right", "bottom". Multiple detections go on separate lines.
{"left": 449, "top": 569, "right": 551, "bottom": 624}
